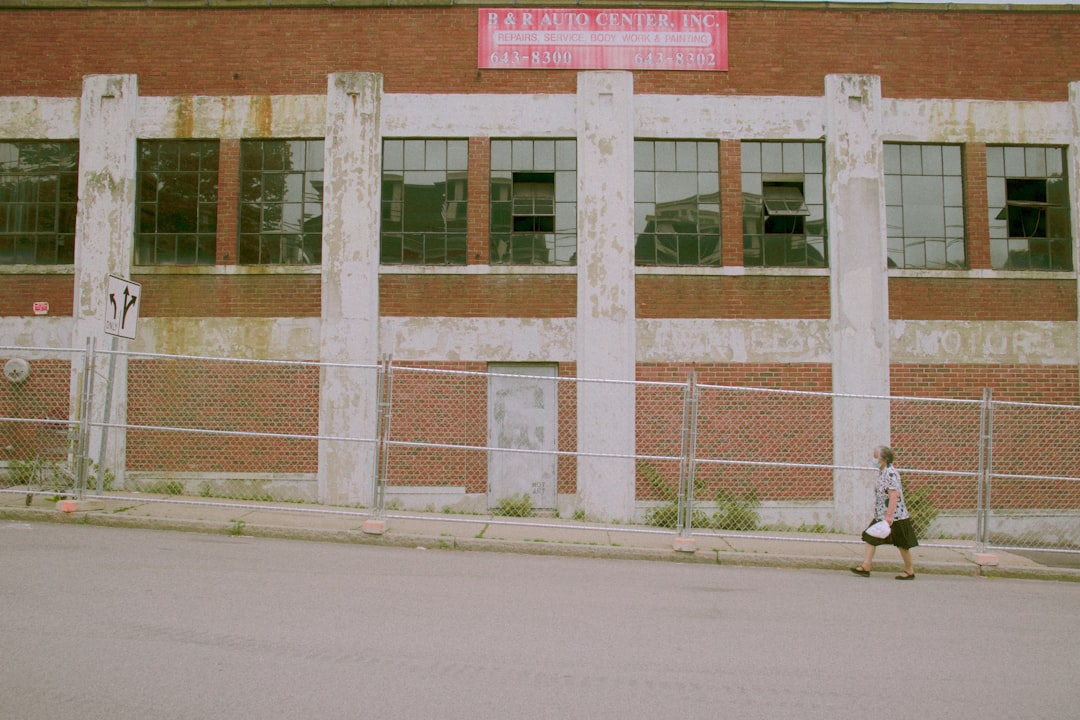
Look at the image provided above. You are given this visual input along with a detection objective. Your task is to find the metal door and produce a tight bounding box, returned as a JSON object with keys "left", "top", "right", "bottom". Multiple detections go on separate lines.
{"left": 488, "top": 364, "right": 558, "bottom": 510}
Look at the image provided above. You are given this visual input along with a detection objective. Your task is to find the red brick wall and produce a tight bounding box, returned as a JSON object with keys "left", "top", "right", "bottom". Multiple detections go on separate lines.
{"left": 467, "top": 137, "right": 491, "bottom": 265}
{"left": 383, "top": 361, "right": 579, "bottom": 496}
{"left": 636, "top": 363, "right": 834, "bottom": 501}
{"left": 134, "top": 274, "right": 321, "bottom": 317}
{"left": 379, "top": 274, "right": 576, "bottom": 317}
{"left": 380, "top": 362, "right": 487, "bottom": 493}
{"left": 889, "top": 278, "right": 1078, "bottom": 321}
{"left": 2, "top": 8, "right": 1078, "bottom": 100}
{"left": 890, "top": 364, "right": 1080, "bottom": 509}
{"left": 720, "top": 140, "right": 744, "bottom": 267}
{"left": 126, "top": 357, "right": 319, "bottom": 473}
{"left": 637, "top": 275, "right": 830, "bottom": 319}
{"left": 963, "top": 144, "right": 991, "bottom": 270}
{"left": 892, "top": 364, "right": 1080, "bottom": 404}
{"left": 0, "top": 358, "right": 72, "bottom": 464}
{"left": 556, "top": 362, "right": 578, "bottom": 496}
{"left": 0, "top": 275, "right": 74, "bottom": 317}
{"left": 216, "top": 139, "right": 240, "bottom": 264}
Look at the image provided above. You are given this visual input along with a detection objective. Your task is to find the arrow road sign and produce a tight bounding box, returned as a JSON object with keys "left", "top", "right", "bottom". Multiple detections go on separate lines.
{"left": 104, "top": 275, "right": 141, "bottom": 340}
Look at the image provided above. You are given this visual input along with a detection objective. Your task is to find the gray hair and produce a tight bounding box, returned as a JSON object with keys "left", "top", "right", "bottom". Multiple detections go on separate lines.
{"left": 877, "top": 446, "right": 895, "bottom": 465}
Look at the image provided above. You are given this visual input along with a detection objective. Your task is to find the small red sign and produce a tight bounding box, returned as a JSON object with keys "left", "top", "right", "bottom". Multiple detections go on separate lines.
{"left": 33, "top": 301, "right": 49, "bottom": 316}
{"left": 479, "top": 8, "right": 728, "bottom": 72}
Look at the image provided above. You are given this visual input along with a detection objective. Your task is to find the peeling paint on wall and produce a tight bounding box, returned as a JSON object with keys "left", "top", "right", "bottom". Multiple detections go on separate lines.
{"left": 892, "top": 320, "right": 1078, "bottom": 365}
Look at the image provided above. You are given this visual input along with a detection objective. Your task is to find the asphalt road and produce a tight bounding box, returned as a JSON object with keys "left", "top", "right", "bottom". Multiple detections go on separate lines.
{"left": 2, "top": 521, "right": 1078, "bottom": 720}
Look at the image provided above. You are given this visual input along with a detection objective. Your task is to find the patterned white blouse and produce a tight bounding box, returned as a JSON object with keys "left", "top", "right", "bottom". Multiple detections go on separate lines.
{"left": 873, "top": 465, "right": 910, "bottom": 521}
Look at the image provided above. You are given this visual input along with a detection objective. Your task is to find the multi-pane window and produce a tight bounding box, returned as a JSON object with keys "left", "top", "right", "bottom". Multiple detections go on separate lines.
{"left": 239, "top": 139, "right": 324, "bottom": 265}
{"left": 885, "top": 144, "right": 966, "bottom": 269}
{"left": 634, "top": 140, "right": 721, "bottom": 266}
{"left": 136, "top": 140, "right": 219, "bottom": 265}
{"left": 0, "top": 141, "right": 78, "bottom": 265}
{"left": 381, "top": 139, "right": 468, "bottom": 265}
{"left": 987, "top": 145, "right": 1072, "bottom": 271}
{"left": 741, "top": 141, "right": 827, "bottom": 268}
{"left": 490, "top": 139, "right": 576, "bottom": 265}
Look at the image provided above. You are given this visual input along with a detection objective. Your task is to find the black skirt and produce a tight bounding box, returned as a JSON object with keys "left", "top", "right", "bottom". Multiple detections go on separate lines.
{"left": 861, "top": 517, "right": 919, "bottom": 549}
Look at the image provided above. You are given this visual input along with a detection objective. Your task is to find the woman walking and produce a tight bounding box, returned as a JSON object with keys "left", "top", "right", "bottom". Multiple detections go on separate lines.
{"left": 851, "top": 445, "right": 918, "bottom": 580}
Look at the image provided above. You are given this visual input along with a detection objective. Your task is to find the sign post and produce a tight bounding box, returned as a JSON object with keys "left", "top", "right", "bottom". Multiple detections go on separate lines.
{"left": 97, "top": 274, "right": 142, "bottom": 496}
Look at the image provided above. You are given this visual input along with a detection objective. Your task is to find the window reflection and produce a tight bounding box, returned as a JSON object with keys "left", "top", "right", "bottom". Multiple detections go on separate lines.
{"left": 0, "top": 141, "right": 79, "bottom": 266}
{"left": 884, "top": 143, "right": 966, "bottom": 269}
{"left": 238, "top": 139, "right": 323, "bottom": 265}
{"left": 381, "top": 139, "right": 468, "bottom": 265}
{"left": 634, "top": 140, "right": 721, "bottom": 267}
{"left": 136, "top": 140, "right": 219, "bottom": 266}
{"left": 741, "top": 141, "right": 827, "bottom": 268}
{"left": 490, "top": 139, "right": 576, "bottom": 266}
{"left": 987, "top": 145, "right": 1072, "bottom": 271}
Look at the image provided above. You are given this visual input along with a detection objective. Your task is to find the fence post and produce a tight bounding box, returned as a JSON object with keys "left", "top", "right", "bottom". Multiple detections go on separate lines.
{"left": 362, "top": 354, "right": 393, "bottom": 535}
{"left": 94, "top": 335, "right": 119, "bottom": 496}
{"left": 674, "top": 369, "right": 699, "bottom": 553}
{"left": 974, "top": 387, "right": 999, "bottom": 566}
{"left": 75, "top": 337, "right": 95, "bottom": 500}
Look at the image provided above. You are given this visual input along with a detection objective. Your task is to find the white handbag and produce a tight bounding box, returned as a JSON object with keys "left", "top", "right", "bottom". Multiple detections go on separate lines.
{"left": 866, "top": 520, "right": 892, "bottom": 539}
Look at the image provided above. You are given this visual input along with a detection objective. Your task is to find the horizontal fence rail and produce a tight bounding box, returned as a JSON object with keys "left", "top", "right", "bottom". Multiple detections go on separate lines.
{"left": 2, "top": 345, "right": 1078, "bottom": 553}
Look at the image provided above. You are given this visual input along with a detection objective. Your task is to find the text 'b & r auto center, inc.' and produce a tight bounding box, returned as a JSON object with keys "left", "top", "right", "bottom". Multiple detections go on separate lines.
{"left": 478, "top": 8, "right": 729, "bottom": 71}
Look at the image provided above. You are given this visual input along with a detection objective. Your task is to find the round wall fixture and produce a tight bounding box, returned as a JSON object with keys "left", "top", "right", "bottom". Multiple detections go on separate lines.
{"left": 3, "top": 358, "right": 31, "bottom": 384}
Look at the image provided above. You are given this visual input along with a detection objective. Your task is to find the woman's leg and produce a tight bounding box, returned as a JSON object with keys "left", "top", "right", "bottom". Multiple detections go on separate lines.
{"left": 897, "top": 547, "right": 914, "bottom": 576}
{"left": 859, "top": 543, "right": 877, "bottom": 571}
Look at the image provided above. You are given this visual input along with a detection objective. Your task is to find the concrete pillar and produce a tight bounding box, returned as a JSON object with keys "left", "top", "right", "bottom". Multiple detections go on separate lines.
{"left": 317, "top": 72, "right": 383, "bottom": 506}
{"left": 825, "top": 74, "right": 890, "bottom": 532}
{"left": 575, "top": 72, "right": 636, "bottom": 522}
{"left": 1069, "top": 81, "right": 1080, "bottom": 399}
{"left": 73, "top": 74, "right": 139, "bottom": 490}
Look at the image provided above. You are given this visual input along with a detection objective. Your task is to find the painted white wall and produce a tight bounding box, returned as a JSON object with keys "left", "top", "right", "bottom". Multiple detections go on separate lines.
{"left": 71, "top": 74, "right": 140, "bottom": 489}
{"left": 2, "top": 73, "right": 1079, "bottom": 526}
{"left": 825, "top": 75, "right": 891, "bottom": 532}
{"left": 1071, "top": 83, "right": 1080, "bottom": 396}
{"left": 575, "top": 72, "right": 638, "bottom": 522}
{"left": 317, "top": 72, "right": 383, "bottom": 506}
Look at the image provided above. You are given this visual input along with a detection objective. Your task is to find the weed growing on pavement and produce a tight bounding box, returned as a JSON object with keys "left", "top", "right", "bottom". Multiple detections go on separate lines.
{"left": 492, "top": 493, "right": 534, "bottom": 518}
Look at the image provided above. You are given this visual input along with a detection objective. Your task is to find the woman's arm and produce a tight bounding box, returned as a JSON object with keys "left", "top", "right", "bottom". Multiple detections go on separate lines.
{"left": 886, "top": 489, "right": 899, "bottom": 525}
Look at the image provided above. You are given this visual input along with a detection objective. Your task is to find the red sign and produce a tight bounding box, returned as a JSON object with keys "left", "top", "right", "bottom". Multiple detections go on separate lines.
{"left": 479, "top": 8, "right": 728, "bottom": 71}
{"left": 33, "top": 301, "right": 49, "bottom": 316}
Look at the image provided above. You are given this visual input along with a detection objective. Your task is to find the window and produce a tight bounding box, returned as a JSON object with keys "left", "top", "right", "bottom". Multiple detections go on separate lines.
{"left": 988, "top": 146, "right": 1072, "bottom": 271}
{"left": 490, "top": 139, "right": 576, "bottom": 265}
{"left": 381, "top": 139, "right": 468, "bottom": 265}
{"left": 239, "top": 139, "right": 323, "bottom": 265}
{"left": 0, "top": 141, "right": 78, "bottom": 265}
{"left": 741, "top": 141, "right": 827, "bottom": 268}
{"left": 885, "top": 144, "right": 965, "bottom": 269}
{"left": 136, "top": 140, "right": 219, "bottom": 265}
{"left": 634, "top": 140, "right": 720, "bottom": 266}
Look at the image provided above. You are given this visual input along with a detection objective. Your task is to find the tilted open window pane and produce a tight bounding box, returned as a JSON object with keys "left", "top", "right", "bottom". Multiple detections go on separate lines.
{"left": 987, "top": 145, "right": 1071, "bottom": 271}
{"left": 741, "top": 141, "right": 827, "bottom": 268}
{"left": 490, "top": 140, "right": 576, "bottom": 266}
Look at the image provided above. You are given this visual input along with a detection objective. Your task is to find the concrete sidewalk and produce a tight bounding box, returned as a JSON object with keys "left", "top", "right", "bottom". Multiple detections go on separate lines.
{"left": 2, "top": 491, "right": 1078, "bottom": 582}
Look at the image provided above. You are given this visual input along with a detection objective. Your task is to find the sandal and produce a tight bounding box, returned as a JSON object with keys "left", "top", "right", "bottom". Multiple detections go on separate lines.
{"left": 850, "top": 566, "right": 870, "bottom": 577}
{"left": 894, "top": 572, "right": 916, "bottom": 580}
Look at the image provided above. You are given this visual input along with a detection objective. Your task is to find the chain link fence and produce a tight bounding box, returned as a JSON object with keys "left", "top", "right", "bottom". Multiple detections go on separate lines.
{"left": 0, "top": 346, "right": 83, "bottom": 503}
{"left": 984, "top": 398, "right": 1080, "bottom": 551}
{"left": 2, "top": 345, "right": 1078, "bottom": 553}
